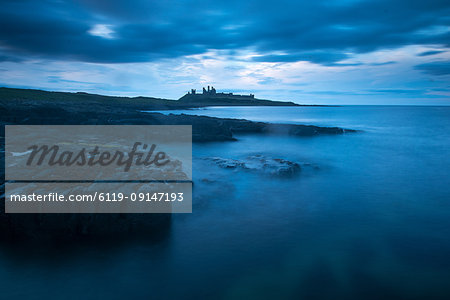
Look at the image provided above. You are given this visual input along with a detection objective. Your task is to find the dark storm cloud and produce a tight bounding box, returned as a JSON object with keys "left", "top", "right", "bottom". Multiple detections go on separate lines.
{"left": 415, "top": 61, "right": 450, "bottom": 75}
{"left": 369, "top": 61, "right": 396, "bottom": 66}
{"left": 417, "top": 50, "right": 445, "bottom": 56}
{"left": 0, "top": 0, "right": 449, "bottom": 65}
{"left": 0, "top": 54, "right": 23, "bottom": 62}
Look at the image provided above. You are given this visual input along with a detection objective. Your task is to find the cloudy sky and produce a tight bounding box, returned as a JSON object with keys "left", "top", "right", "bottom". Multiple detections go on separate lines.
{"left": 0, "top": 0, "right": 449, "bottom": 104}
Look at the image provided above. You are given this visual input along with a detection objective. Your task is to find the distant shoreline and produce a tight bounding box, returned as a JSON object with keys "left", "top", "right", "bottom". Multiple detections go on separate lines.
{"left": 0, "top": 87, "right": 336, "bottom": 110}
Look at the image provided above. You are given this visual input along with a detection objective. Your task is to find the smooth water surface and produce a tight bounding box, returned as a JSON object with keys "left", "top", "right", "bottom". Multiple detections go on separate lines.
{"left": 2, "top": 106, "right": 450, "bottom": 299}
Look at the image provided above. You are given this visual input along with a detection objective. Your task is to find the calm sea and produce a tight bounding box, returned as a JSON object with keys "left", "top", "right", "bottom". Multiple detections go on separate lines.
{"left": 2, "top": 106, "right": 450, "bottom": 299}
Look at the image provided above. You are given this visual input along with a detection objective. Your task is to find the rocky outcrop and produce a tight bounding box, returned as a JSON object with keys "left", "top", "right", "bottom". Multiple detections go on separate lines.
{"left": 141, "top": 113, "right": 356, "bottom": 141}
{"left": 205, "top": 155, "right": 302, "bottom": 177}
{"left": 1, "top": 104, "right": 356, "bottom": 142}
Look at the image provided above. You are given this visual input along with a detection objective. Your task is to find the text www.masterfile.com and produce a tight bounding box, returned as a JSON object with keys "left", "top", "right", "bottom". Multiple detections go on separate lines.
{"left": 9, "top": 192, "right": 185, "bottom": 202}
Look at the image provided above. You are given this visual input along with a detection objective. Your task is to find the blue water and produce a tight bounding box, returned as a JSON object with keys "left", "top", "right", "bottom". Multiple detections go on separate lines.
{"left": 2, "top": 106, "right": 450, "bottom": 299}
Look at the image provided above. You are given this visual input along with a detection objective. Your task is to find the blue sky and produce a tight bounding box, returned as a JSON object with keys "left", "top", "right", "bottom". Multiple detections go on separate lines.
{"left": 0, "top": 0, "right": 449, "bottom": 104}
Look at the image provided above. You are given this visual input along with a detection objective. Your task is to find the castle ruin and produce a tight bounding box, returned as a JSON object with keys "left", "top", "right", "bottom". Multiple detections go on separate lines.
{"left": 185, "top": 86, "right": 254, "bottom": 99}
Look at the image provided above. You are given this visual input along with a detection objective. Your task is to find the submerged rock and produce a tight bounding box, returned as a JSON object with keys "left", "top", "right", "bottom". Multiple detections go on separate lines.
{"left": 208, "top": 157, "right": 246, "bottom": 169}
{"left": 246, "top": 155, "right": 301, "bottom": 176}
{"left": 206, "top": 155, "right": 301, "bottom": 177}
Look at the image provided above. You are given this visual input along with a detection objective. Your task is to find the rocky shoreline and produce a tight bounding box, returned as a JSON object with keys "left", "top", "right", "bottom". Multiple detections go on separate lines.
{"left": 2, "top": 101, "right": 356, "bottom": 142}
{"left": 0, "top": 89, "right": 356, "bottom": 241}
